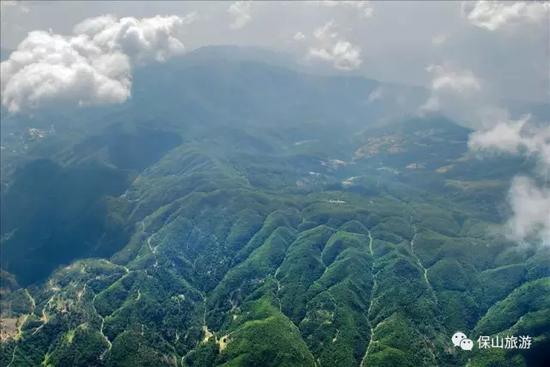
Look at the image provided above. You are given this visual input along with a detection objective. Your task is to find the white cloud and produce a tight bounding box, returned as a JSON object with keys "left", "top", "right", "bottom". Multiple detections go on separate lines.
{"left": 309, "top": 40, "right": 362, "bottom": 71}
{"left": 469, "top": 117, "right": 527, "bottom": 154}
{"left": 293, "top": 32, "right": 306, "bottom": 41}
{"left": 313, "top": 20, "right": 338, "bottom": 40}
{"left": 228, "top": 1, "right": 252, "bottom": 29}
{"left": 421, "top": 63, "right": 529, "bottom": 130}
{"left": 469, "top": 115, "right": 550, "bottom": 173}
{"left": 462, "top": 1, "right": 550, "bottom": 31}
{"left": 468, "top": 115, "right": 550, "bottom": 245}
{"left": 423, "top": 61, "right": 550, "bottom": 246}
{"left": 307, "top": 21, "right": 362, "bottom": 71}
{"left": 426, "top": 64, "right": 481, "bottom": 94}
{"left": 1, "top": 14, "right": 193, "bottom": 113}
{"left": 1, "top": 31, "right": 131, "bottom": 112}
{"left": 426, "top": 65, "right": 549, "bottom": 173}
{"left": 421, "top": 64, "right": 484, "bottom": 121}
{"left": 506, "top": 176, "right": 550, "bottom": 245}
{"left": 320, "top": 1, "right": 374, "bottom": 18}
{"left": 74, "top": 14, "right": 193, "bottom": 63}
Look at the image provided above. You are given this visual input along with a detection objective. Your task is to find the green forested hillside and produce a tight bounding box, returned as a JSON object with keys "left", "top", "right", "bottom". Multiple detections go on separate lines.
{"left": 1, "top": 50, "right": 548, "bottom": 367}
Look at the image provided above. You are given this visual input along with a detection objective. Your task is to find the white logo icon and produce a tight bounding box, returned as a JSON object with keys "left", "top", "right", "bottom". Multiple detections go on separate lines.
{"left": 452, "top": 332, "right": 473, "bottom": 350}
{"left": 460, "top": 338, "right": 473, "bottom": 350}
{"left": 452, "top": 332, "right": 467, "bottom": 347}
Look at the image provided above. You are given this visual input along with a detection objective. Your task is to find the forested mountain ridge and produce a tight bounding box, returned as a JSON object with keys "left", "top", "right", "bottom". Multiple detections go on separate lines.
{"left": 1, "top": 48, "right": 548, "bottom": 367}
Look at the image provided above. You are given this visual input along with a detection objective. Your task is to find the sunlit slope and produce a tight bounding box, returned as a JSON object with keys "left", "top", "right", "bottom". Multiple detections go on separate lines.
{"left": 2, "top": 140, "right": 548, "bottom": 366}
{"left": 1, "top": 50, "right": 548, "bottom": 366}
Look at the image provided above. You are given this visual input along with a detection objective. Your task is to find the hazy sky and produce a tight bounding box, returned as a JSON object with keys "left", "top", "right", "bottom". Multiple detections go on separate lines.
{"left": 1, "top": 1, "right": 549, "bottom": 243}
{"left": 1, "top": 1, "right": 548, "bottom": 104}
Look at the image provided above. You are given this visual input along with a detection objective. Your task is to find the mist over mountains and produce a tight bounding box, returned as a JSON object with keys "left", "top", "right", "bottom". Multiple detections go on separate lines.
{"left": 1, "top": 43, "right": 548, "bottom": 367}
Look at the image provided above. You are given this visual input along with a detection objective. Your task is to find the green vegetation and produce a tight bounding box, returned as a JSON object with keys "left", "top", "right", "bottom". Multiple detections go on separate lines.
{"left": 1, "top": 51, "right": 547, "bottom": 366}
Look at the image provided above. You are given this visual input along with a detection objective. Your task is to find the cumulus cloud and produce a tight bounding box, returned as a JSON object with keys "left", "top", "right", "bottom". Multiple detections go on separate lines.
{"left": 228, "top": 1, "right": 252, "bottom": 29}
{"left": 468, "top": 115, "right": 550, "bottom": 244}
{"left": 423, "top": 61, "right": 550, "bottom": 245}
{"left": 320, "top": 1, "right": 374, "bottom": 18}
{"left": 1, "top": 14, "right": 193, "bottom": 113}
{"left": 421, "top": 63, "right": 487, "bottom": 122}
{"left": 309, "top": 41, "right": 362, "bottom": 70}
{"left": 506, "top": 176, "right": 550, "bottom": 245}
{"left": 469, "top": 117, "right": 527, "bottom": 153}
{"left": 313, "top": 20, "right": 338, "bottom": 41}
{"left": 74, "top": 14, "right": 194, "bottom": 63}
{"left": 421, "top": 62, "right": 530, "bottom": 130}
{"left": 469, "top": 115, "right": 550, "bottom": 173}
{"left": 307, "top": 21, "right": 362, "bottom": 71}
{"left": 462, "top": 1, "right": 550, "bottom": 31}
{"left": 1, "top": 31, "right": 131, "bottom": 112}
{"left": 469, "top": 115, "right": 550, "bottom": 163}
{"left": 426, "top": 64, "right": 481, "bottom": 94}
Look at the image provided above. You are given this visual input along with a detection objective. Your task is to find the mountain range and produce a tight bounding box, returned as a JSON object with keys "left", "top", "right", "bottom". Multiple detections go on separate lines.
{"left": 1, "top": 46, "right": 548, "bottom": 367}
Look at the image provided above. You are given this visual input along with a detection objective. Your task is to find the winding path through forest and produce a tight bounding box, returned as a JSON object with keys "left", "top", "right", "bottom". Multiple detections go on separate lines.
{"left": 360, "top": 230, "right": 375, "bottom": 367}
